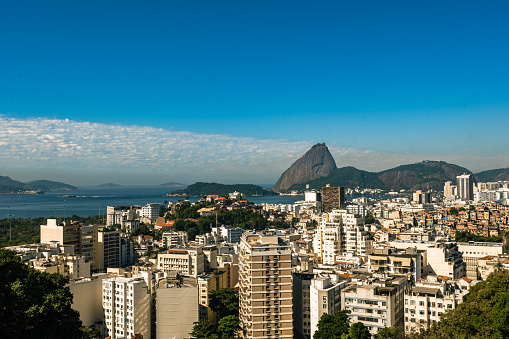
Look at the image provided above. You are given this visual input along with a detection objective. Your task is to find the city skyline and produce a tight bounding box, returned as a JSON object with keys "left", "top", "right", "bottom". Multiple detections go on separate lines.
{"left": 1, "top": 1, "right": 508, "bottom": 185}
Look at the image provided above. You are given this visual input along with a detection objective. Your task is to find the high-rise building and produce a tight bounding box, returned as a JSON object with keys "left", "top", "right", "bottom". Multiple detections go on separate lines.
{"left": 239, "top": 231, "right": 293, "bottom": 338}
{"left": 97, "top": 227, "right": 121, "bottom": 270}
{"left": 156, "top": 274, "right": 198, "bottom": 339}
{"left": 310, "top": 276, "right": 349, "bottom": 339}
{"left": 40, "top": 218, "right": 81, "bottom": 255}
{"left": 293, "top": 273, "right": 314, "bottom": 339}
{"left": 322, "top": 186, "right": 345, "bottom": 211}
{"left": 103, "top": 276, "right": 151, "bottom": 339}
{"left": 457, "top": 174, "right": 474, "bottom": 201}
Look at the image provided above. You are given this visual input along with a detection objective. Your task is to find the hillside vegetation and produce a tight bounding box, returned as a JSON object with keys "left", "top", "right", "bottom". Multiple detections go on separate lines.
{"left": 171, "top": 182, "right": 277, "bottom": 196}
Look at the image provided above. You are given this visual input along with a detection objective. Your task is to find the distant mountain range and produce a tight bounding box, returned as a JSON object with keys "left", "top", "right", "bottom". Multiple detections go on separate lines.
{"left": 0, "top": 176, "right": 78, "bottom": 193}
{"left": 273, "top": 144, "right": 509, "bottom": 192}
{"left": 170, "top": 182, "right": 277, "bottom": 197}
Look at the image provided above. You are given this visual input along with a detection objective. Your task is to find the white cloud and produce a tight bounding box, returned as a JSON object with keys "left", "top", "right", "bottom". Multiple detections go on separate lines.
{"left": 0, "top": 116, "right": 506, "bottom": 185}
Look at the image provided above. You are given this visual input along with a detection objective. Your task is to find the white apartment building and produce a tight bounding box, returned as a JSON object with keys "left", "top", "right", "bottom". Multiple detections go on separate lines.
{"left": 140, "top": 203, "right": 162, "bottom": 221}
{"left": 161, "top": 231, "right": 188, "bottom": 248}
{"left": 457, "top": 241, "right": 503, "bottom": 279}
{"left": 443, "top": 181, "right": 457, "bottom": 200}
{"left": 457, "top": 174, "right": 474, "bottom": 201}
{"left": 239, "top": 231, "right": 293, "bottom": 339}
{"left": 310, "top": 275, "right": 349, "bottom": 339}
{"left": 106, "top": 206, "right": 140, "bottom": 227}
{"left": 404, "top": 276, "right": 476, "bottom": 334}
{"left": 102, "top": 276, "right": 151, "bottom": 339}
{"left": 342, "top": 275, "right": 409, "bottom": 335}
{"left": 313, "top": 210, "right": 372, "bottom": 264}
{"left": 157, "top": 247, "right": 205, "bottom": 277}
{"left": 229, "top": 191, "right": 246, "bottom": 200}
{"left": 367, "top": 247, "right": 426, "bottom": 282}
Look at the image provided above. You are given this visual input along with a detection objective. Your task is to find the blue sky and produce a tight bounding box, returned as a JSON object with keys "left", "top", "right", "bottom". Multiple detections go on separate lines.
{"left": 1, "top": 1, "right": 509, "bottom": 185}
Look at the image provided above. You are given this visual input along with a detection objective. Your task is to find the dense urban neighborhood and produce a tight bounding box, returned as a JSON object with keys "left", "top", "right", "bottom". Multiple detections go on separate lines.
{"left": 3, "top": 171, "right": 509, "bottom": 338}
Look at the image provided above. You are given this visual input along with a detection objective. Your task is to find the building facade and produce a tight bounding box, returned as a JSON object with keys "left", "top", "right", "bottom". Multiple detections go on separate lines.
{"left": 239, "top": 231, "right": 293, "bottom": 338}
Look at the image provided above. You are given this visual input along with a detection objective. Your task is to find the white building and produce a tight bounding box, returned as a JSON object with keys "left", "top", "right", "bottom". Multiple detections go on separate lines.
{"left": 457, "top": 174, "right": 474, "bottom": 201}
{"left": 140, "top": 203, "right": 162, "bottom": 221}
{"left": 313, "top": 210, "right": 372, "bottom": 264}
{"left": 342, "top": 275, "right": 409, "bottom": 335}
{"left": 161, "top": 231, "right": 188, "bottom": 248}
{"left": 102, "top": 276, "right": 151, "bottom": 339}
{"left": 229, "top": 191, "right": 246, "bottom": 200}
{"left": 157, "top": 247, "right": 205, "bottom": 277}
{"left": 212, "top": 225, "right": 244, "bottom": 244}
{"left": 310, "top": 275, "right": 349, "bottom": 339}
{"left": 404, "top": 276, "right": 477, "bottom": 334}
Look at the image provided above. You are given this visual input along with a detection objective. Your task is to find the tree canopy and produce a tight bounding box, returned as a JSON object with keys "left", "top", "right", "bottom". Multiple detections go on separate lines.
{"left": 209, "top": 288, "right": 239, "bottom": 320}
{"left": 422, "top": 268, "right": 509, "bottom": 339}
{"left": 0, "top": 249, "right": 83, "bottom": 339}
{"left": 313, "top": 310, "right": 351, "bottom": 339}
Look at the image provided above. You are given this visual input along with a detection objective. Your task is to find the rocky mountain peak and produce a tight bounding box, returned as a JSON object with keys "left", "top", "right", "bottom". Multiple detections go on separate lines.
{"left": 272, "top": 143, "right": 337, "bottom": 192}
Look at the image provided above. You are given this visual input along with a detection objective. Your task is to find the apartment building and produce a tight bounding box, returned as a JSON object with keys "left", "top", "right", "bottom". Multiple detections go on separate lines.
{"left": 239, "top": 231, "right": 293, "bottom": 338}
{"left": 156, "top": 274, "right": 198, "bottom": 339}
{"left": 81, "top": 224, "right": 98, "bottom": 270}
{"left": 198, "top": 271, "right": 228, "bottom": 324}
{"left": 140, "top": 203, "right": 162, "bottom": 221}
{"left": 161, "top": 231, "right": 189, "bottom": 248}
{"left": 106, "top": 205, "right": 140, "bottom": 227}
{"left": 367, "top": 247, "right": 426, "bottom": 282}
{"left": 102, "top": 276, "right": 151, "bottom": 339}
{"left": 97, "top": 227, "right": 121, "bottom": 270}
{"left": 457, "top": 174, "right": 474, "bottom": 201}
{"left": 157, "top": 247, "right": 205, "bottom": 277}
{"left": 293, "top": 273, "right": 314, "bottom": 339}
{"left": 341, "top": 275, "right": 409, "bottom": 336}
{"left": 404, "top": 276, "right": 475, "bottom": 334}
{"left": 313, "top": 210, "right": 372, "bottom": 264}
{"left": 310, "top": 275, "right": 349, "bottom": 339}
{"left": 40, "top": 218, "right": 81, "bottom": 255}
{"left": 322, "top": 186, "right": 345, "bottom": 211}
{"left": 457, "top": 241, "right": 503, "bottom": 279}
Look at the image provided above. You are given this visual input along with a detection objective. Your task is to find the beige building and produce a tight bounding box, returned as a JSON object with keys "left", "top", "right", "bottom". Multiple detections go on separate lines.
{"left": 157, "top": 246, "right": 205, "bottom": 277}
{"left": 156, "top": 274, "right": 198, "bottom": 339}
{"left": 40, "top": 218, "right": 80, "bottom": 254}
{"left": 198, "top": 271, "right": 228, "bottom": 324}
{"left": 97, "top": 227, "right": 121, "bottom": 270}
{"left": 239, "top": 231, "right": 293, "bottom": 338}
{"left": 69, "top": 273, "right": 109, "bottom": 327}
{"left": 342, "top": 275, "right": 409, "bottom": 335}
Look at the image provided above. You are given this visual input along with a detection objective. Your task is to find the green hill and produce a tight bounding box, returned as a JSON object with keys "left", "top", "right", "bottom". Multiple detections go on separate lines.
{"left": 475, "top": 168, "right": 509, "bottom": 182}
{"left": 288, "top": 166, "right": 386, "bottom": 191}
{"left": 170, "top": 182, "right": 278, "bottom": 197}
{"left": 0, "top": 176, "right": 77, "bottom": 193}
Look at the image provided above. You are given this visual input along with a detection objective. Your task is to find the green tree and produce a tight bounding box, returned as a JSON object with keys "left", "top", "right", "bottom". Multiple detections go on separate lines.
{"left": 0, "top": 249, "right": 82, "bottom": 338}
{"left": 314, "top": 311, "right": 351, "bottom": 339}
{"left": 191, "top": 319, "right": 218, "bottom": 339}
{"left": 423, "top": 268, "right": 509, "bottom": 338}
{"left": 374, "top": 326, "right": 405, "bottom": 339}
{"left": 209, "top": 288, "right": 239, "bottom": 319}
{"left": 343, "top": 322, "right": 371, "bottom": 339}
{"left": 217, "top": 314, "right": 240, "bottom": 339}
